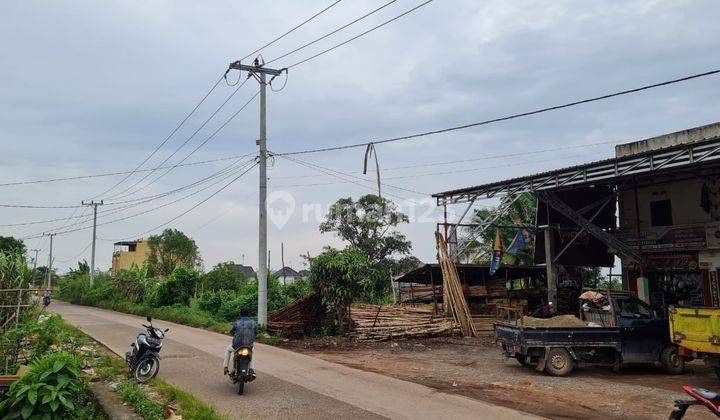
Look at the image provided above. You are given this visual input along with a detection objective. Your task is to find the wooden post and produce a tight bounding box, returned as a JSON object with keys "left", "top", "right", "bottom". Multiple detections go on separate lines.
{"left": 410, "top": 281, "right": 416, "bottom": 308}
{"left": 430, "top": 268, "right": 438, "bottom": 315}
{"left": 544, "top": 227, "right": 557, "bottom": 313}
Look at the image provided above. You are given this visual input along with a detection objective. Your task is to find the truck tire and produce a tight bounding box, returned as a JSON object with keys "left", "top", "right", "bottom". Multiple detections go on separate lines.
{"left": 544, "top": 348, "right": 574, "bottom": 376}
{"left": 660, "top": 345, "right": 684, "bottom": 375}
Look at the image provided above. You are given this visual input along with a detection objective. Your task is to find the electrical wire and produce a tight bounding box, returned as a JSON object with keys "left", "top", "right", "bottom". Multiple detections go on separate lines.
{"left": 103, "top": 162, "right": 259, "bottom": 242}
{"left": 275, "top": 68, "right": 720, "bottom": 156}
{"left": 56, "top": 241, "right": 92, "bottom": 264}
{"left": 0, "top": 153, "right": 256, "bottom": 188}
{"left": 105, "top": 78, "right": 252, "bottom": 199}
{"left": 241, "top": 0, "right": 344, "bottom": 62}
{"left": 93, "top": 74, "right": 227, "bottom": 198}
{"left": 20, "top": 160, "right": 258, "bottom": 240}
{"left": 0, "top": 156, "right": 258, "bottom": 228}
{"left": 265, "top": 0, "right": 399, "bottom": 66}
{"left": 285, "top": 0, "right": 433, "bottom": 69}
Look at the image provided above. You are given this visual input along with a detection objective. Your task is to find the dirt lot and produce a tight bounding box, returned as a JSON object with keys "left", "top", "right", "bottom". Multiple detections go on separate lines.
{"left": 281, "top": 336, "right": 719, "bottom": 419}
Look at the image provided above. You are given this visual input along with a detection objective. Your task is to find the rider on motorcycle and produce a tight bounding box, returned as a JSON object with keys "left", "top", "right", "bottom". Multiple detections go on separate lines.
{"left": 223, "top": 307, "right": 257, "bottom": 376}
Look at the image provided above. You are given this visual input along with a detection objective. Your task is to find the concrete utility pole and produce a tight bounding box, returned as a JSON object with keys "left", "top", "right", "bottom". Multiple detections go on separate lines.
{"left": 82, "top": 200, "right": 104, "bottom": 287}
{"left": 543, "top": 228, "right": 557, "bottom": 312}
{"left": 227, "top": 58, "right": 283, "bottom": 327}
{"left": 29, "top": 248, "right": 41, "bottom": 270}
{"left": 43, "top": 233, "right": 56, "bottom": 289}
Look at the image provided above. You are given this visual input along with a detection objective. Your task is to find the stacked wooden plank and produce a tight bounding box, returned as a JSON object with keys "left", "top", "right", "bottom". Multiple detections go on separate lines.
{"left": 267, "top": 293, "right": 326, "bottom": 338}
{"left": 436, "top": 233, "right": 478, "bottom": 337}
{"left": 349, "top": 305, "right": 459, "bottom": 341}
{"left": 462, "top": 285, "right": 488, "bottom": 297}
{"left": 472, "top": 315, "right": 497, "bottom": 335}
{"left": 398, "top": 285, "right": 442, "bottom": 303}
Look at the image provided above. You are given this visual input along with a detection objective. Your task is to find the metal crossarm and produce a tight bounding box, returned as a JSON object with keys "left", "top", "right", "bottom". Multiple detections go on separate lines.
{"left": 534, "top": 190, "right": 641, "bottom": 264}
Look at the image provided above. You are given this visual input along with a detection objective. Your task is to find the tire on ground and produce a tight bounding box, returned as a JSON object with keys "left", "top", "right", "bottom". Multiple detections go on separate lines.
{"left": 544, "top": 348, "right": 575, "bottom": 377}
{"left": 660, "top": 345, "right": 685, "bottom": 375}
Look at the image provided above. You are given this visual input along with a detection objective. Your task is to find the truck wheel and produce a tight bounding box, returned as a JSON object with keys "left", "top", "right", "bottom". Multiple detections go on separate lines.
{"left": 545, "top": 348, "right": 574, "bottom": 377}
{"left": 660, "top": 345, "right": 684, "bottom": 375}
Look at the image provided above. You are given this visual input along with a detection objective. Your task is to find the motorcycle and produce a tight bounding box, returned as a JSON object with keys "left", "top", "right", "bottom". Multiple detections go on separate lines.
{"left": 669, "top": 386, "right": 720, "bottom": 419}
{"left": 125, "top": 316, "right": 168, "bottom": 383}
{"left": 229, "top": 346, "right": 256, "bottom": 395}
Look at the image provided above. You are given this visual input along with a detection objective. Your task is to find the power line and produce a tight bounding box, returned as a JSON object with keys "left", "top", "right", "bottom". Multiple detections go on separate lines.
{"left": 19, "top": 160, "right": 258, "bottom": 239}
{"left": 93, "top": 74, "right": 227, "bottom": 198}
{"left": 276, "top": 68, "right": 720, "bottom": 156}
{"left": 104, "top": 162, "right": 259, "bottom": 242}
{"left": 0, "top": 153, "right": 256, "bottom": 188}
{"left": 265, "top": 0, "right": 399, "bottom": 66}
{"left": 286, "top": 0, "right": 434, "bottom": 69}
{"left": 240, "top": 0, "right": 344, "bottom": 62}
{"left": 0, "top": 156, "right": 257, "bottom": 228}
{"left": 106, "top": 78, "right": 253, "bottom": 199}
{"left": 56, "top": 241, "right": 92, "bottom": 264}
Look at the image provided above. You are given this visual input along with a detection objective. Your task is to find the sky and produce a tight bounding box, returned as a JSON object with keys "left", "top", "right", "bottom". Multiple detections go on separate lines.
{"left": 1, "top": 0, "right": 719, "bottom": 274}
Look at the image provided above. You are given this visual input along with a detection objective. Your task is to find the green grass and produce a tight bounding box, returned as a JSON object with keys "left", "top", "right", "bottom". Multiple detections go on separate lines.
{"left": 152, "top": 379, "right": 225, "bottom": 420}
{"left": 116, "top": 381, "right": 165, "bottom": 420}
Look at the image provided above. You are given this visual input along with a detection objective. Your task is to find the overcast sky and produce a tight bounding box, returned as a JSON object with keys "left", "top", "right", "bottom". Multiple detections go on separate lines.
{"left": 1, "top": 0, "right": 719, "bottom": 274}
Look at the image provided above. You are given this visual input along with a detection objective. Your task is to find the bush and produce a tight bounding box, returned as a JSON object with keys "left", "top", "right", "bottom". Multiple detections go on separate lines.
{"left": 151, "top": 267, "right": 199, "bottom": 307}
{"left": 0, "top": 352, "right": 88, "bottom": 419}
{"left": 201, "top": 261, "right": 248, "bottom": 293}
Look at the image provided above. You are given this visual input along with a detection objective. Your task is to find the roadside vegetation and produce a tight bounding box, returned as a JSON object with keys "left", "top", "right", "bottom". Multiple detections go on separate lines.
{"left": 55, "top": 195, "right": 424, "bottom": 337}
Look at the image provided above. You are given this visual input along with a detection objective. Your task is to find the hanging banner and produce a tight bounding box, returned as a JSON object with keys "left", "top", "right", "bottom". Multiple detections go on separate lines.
{"left": 489, "top": 229, "right": 504, "bottom": 275}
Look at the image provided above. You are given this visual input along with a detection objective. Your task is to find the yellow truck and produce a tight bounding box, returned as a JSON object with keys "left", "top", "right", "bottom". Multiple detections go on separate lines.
{"left": 668, "top": 306, "right": 720, "bottom": 380}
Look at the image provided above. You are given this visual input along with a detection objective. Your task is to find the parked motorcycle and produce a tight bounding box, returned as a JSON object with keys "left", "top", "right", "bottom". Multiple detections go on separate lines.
{"left": 669, "top": 386, "right": 720, "bottom": 419}
{"left": 229, "top": 346, "right": 256, "bottom": 395}
{"left": 125, "top": 316, "right": 168, "bottom": 383}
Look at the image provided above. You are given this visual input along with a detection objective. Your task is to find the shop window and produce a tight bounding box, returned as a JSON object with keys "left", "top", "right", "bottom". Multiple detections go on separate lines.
{"left": 650, "top": 200, "right": 673, "bottom": 227}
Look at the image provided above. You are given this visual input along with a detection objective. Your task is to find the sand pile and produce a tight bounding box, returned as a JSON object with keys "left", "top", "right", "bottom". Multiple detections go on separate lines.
{"left": 519, "top": 315, "right": 588, "bottom": 328}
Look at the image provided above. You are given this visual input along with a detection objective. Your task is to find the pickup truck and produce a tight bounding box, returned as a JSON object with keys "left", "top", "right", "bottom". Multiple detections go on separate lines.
{"left": 494, "top": 294, "right": 683, "bottom": 376}
{"left": 669, "top": 306, "right": 720, "bottom": 380}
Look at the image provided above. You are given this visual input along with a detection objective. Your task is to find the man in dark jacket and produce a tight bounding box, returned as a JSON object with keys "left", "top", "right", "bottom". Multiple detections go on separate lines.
{"left": 223, "top": 307, "right": 257, "bottom": 375}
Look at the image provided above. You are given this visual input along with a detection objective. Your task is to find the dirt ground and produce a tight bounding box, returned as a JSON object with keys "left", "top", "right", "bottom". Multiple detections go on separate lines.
{"left": 281, "top": 336, "right": 719, "bottom": 419}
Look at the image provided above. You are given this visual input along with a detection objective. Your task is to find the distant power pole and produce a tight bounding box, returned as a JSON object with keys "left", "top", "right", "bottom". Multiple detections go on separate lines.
{"left": 281, "top": 242, "right": 286, "bottom": 286}
{"left": 82, "top": 200, "right": 104, "bottom": 287}
{"left": 43, "top": 233, "right": 56, "bottom": 289}
{"left": 228, "top": 58, "right": 283, "bottom": 327}
{"left": 29, "top": 248, "right": 41, "bottom": 270}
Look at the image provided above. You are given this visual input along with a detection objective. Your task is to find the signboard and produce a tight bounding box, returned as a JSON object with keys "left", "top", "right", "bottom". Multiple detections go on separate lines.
{"left": 644, "top": 252, "right": 699, "bottom": 271}
{"left": 619, "top": 225, "right": 707, "bottom": 251}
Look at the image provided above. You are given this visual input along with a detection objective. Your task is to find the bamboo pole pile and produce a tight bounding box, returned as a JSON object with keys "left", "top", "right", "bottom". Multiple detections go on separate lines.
{"left": 267, "top": 293, "right": 326, "bottom": 338}
{"left": 436, "top": 233, "right": 478, "bottom": 337}
{"left": 348, "top": 305, "right": 459, "bottom": 341}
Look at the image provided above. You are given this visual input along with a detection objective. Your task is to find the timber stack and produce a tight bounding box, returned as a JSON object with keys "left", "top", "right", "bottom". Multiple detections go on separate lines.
{"left": 436, "top": 233, "right": 478, "bottom": 337}
{"left": 267, "top": 293, "right": 326, "bottom": 338}
{"left": 349, "top": 305, "right": 459, "bottom": 341}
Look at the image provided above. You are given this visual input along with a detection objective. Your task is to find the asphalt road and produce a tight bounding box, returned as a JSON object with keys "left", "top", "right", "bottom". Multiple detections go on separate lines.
{"left": 54, "top": 301, "right": 533, "bottom": 419}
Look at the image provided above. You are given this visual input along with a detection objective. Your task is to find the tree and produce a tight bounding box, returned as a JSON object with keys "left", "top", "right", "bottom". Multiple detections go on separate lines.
{"left": 320, "top": 195, "right": 411, "bottom": 262}
{"left": 308, "top": 248, "right": 382, "bottom": 332}
{"left": 146, "top": 229, "right": 201, "bottom": 277}
{"left": 0, "top": 236, "right": 26, "bottom": 255}
{"left": 201, "top": 262, "right": 248, "bottom": 292}
{"left": 462, "top": 193, "right": 537, "bottom": 265}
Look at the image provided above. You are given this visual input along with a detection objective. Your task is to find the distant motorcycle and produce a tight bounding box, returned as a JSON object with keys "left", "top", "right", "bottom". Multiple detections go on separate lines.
{"left": 229, "top": 346, "right": 256, "bottom": 395}
{"left": 126, "top": 316, "right": 168, "bottom": 383}
{"left": 669, "top": 385, "right": 720, "bottom": 419}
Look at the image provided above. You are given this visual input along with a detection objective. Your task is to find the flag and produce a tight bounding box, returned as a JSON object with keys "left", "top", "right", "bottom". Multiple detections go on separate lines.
{"left": 489, "top": 228, "right": 504, "bottom": 275}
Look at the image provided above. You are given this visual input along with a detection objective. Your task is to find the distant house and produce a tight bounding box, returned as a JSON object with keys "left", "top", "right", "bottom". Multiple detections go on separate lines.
{"left": 111, "top": 239, "right": 150, "bottom": 275}
{"left": 273, "top": 267, "right": 302, "bottom": 284}
{"left": 231, "top": 264, "right": 256, "bottom": 279}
